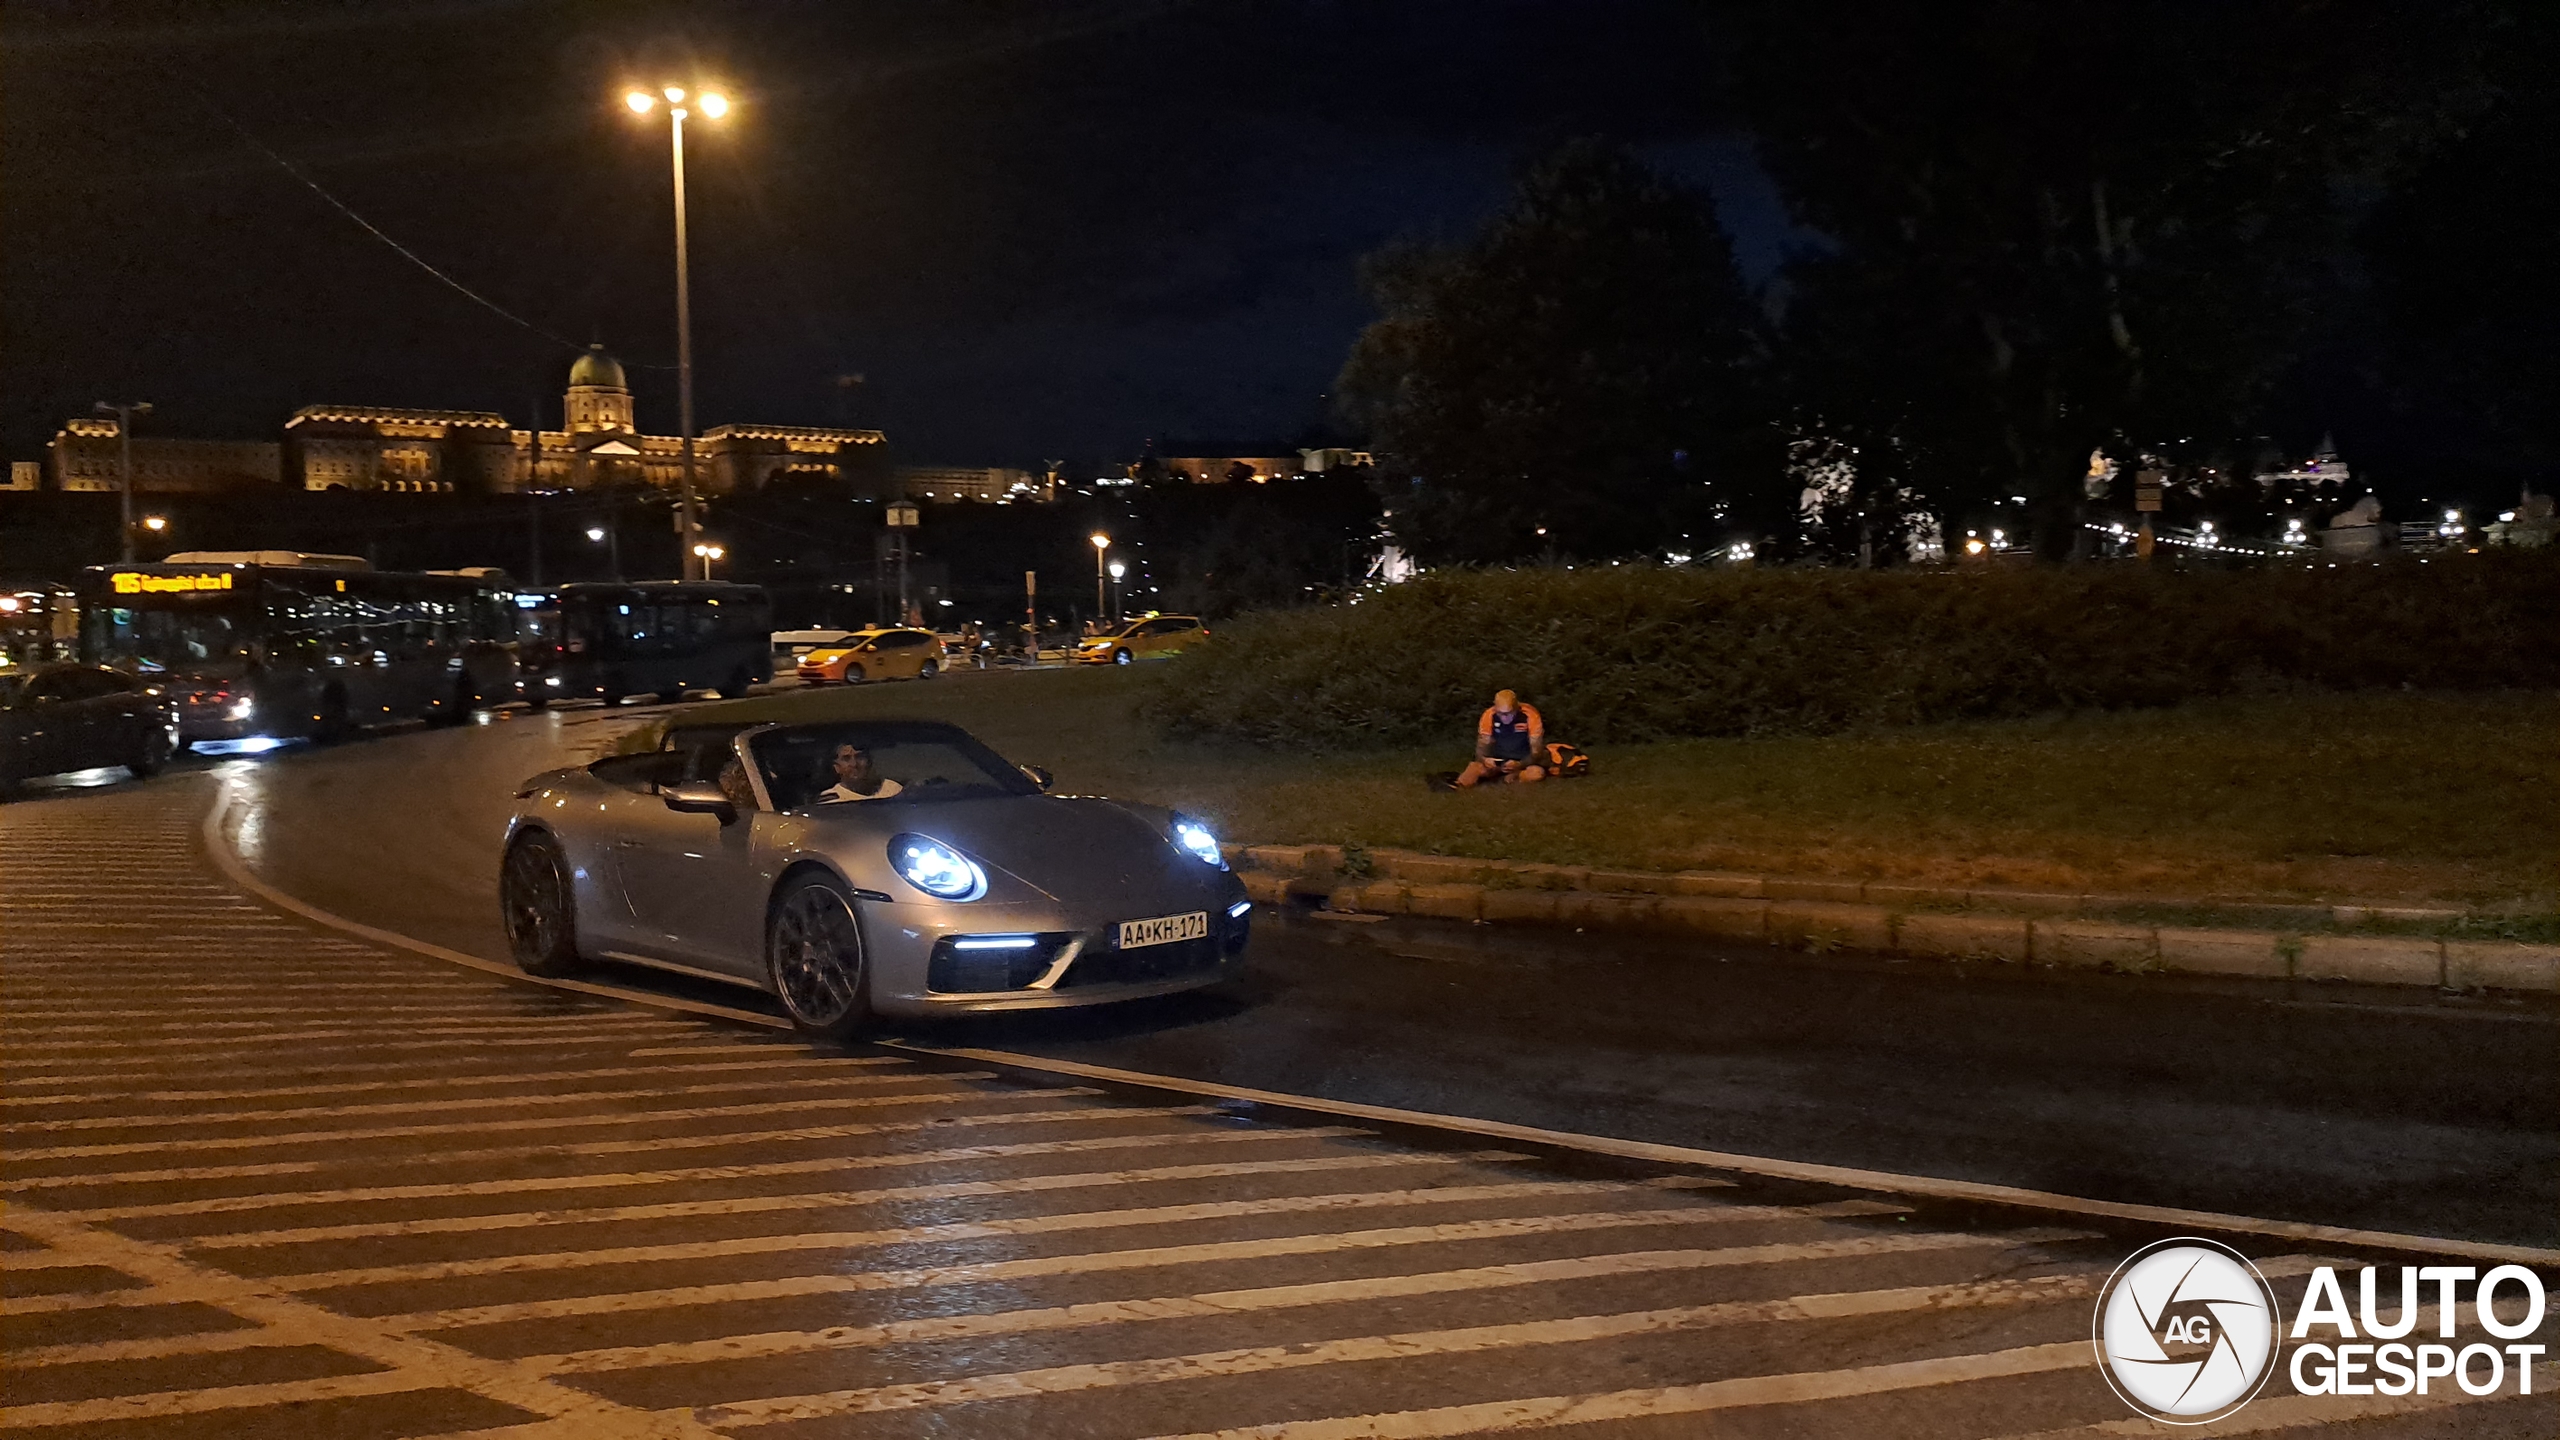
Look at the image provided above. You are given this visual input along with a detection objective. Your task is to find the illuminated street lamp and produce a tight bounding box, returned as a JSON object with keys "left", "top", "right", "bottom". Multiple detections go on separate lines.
{"left": 624, "top": 82, "right": 731, "bottom": 580}
{"left": 586, "top": 520, "right": 621, "bottom": 580}
{"left": 692, "top": 541, "right": 726, "bottom": 576}
{"left": 142, "top": 515, "right": 168, "bottom": 533}
{"left": 1107, "top": 559, "right": 1125, "bottom": 624}
{"left": 1089, "top": 532, "right": 1110, "bottom": 619}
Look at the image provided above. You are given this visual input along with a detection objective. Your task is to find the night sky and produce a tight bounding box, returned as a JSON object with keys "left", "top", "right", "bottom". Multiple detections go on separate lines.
{"left": 5, "top": 0, "right": 1788, "bottom": 471}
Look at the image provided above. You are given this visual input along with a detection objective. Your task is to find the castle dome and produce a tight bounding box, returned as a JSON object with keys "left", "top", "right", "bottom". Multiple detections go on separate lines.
{"left": 568, "top": 344, "right": 627, "bottom": 390}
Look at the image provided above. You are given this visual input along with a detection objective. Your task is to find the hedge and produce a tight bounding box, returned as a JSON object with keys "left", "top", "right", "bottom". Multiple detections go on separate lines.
{"left": 1141, "top": 552, "right": 2560, "bottom": 748}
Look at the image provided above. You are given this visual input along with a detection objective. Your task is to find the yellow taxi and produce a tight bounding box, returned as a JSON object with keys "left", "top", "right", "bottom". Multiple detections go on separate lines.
{"left": 1073, "top": 614, "right": 1209, "bottom": 665}
{"left": 795, "top": 628, "right": 946, "bottom": 684}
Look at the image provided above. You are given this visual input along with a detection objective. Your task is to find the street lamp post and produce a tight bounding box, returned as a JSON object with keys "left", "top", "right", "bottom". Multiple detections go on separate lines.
{"left": 587, "top": 523, "right": 622, "bottom": 581}
{"left": 1090, "top": 532, "right": 1110, "bottom": 622}
{"left": 625, "top": 84, "right": 729, "bottom": 581}
{"left": 94, "top": 400, "right": 152, "bottom": 562}
{"left": 1107, "top": 559, "right": 1125, "bottom": 625}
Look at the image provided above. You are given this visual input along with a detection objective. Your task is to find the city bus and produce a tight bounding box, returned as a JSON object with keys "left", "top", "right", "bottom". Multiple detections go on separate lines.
{"left": 513, "top": 581, "right": 772, "bottom": 707}
{"left": 76, "top": 553, "right": 521, "bottom": 745}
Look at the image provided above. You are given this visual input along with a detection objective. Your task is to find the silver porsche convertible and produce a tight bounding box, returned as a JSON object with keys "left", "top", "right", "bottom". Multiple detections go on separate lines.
{"left": 497, "top": 719, "right": 1250, "bottom": 1038}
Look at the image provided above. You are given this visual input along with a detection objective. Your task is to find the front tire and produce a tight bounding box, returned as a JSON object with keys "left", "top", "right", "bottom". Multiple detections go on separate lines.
{"left": 500, "top": 830, "right": 585, "bottom": 978}
{"left": 767, "top": 873, "right": 871, "bottom": 1041}
{"left": 919, "top": 659, "right": 940, "bottom": 679}
{"left": 128, "top": 724, "right": 175, "bottom": 778}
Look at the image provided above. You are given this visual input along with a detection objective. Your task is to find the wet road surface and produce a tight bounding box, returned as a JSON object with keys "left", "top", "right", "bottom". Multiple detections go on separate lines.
{"left": 210, "top": 705, "right": 2559, "bottom": 1250}
{"left": 4, "top": 709, "right": 2555, "bottom": 1437}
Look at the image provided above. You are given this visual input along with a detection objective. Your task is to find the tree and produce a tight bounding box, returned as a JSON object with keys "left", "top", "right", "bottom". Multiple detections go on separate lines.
{"left": 1716, "top": 0, "right": 2503, "bottom": 555}
{"left": 1336, "top": 140, "right": 1766, "bottom": 564}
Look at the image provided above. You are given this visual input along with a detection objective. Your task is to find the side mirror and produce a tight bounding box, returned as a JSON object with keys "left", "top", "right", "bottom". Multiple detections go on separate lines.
{"left": 1022, "top": 765, "right": 1054, "bottom": 792}
{"left": 661, "top": 781, "right": 737, "bottom": 823}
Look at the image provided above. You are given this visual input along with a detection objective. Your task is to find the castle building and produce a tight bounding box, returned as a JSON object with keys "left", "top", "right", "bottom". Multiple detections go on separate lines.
{"left": 43, "top": 345, "right": 889, "bottom": 499}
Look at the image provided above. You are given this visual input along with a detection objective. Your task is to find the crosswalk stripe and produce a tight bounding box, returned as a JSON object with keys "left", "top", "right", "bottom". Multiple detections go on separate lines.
{"left": 178, "top": 1151, "right": 1501, "bottom": 1248}
{"left": 7, "top": 1083, "right": 1046, "bottom": 1162}
{"left": 259, "top": 1179, "right": 1729, "bottom": 1291}
{"left": 3, "top": 1054, "right": 902, "bottom": 1109}
{"left": 389, "top": 1201, "right": 1905, "bottom": 1331}
{"left": 8, "top": 1014, "right": 687, "bottom": 1054}
{"left": 1135, "top": 1341, "right": 2097, "bottom": 1440}
{"left": 4, "top": 1031, "right": 696, "bottom": 1074}
{"left": 534, "top": 1228, "right": 2096, "bottom": 1377}
{"left": 5, "top": 1067, "right": 950, "bottom": 1133}
{"left": 59, "top": 1126, "right": 1373, "bottom": 1221}
{"left": 4, "top": 1043, "right": 811, "bottom": 1092}
{"left": 3, "top": 1102, "right": 1174, "bottom": 1190}
{"left": 696, "top": 1287, "right": 2108, "bottom": 1425}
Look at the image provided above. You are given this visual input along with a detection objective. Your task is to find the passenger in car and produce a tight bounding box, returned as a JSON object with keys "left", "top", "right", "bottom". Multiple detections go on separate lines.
{"left": 715, "top": 757, "right": 760, "bottom": 812}
{"left": 819, "top": 743, "right": 904, "bottom": 803}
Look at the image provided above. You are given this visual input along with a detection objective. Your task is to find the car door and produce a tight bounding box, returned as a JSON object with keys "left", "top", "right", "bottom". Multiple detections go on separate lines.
{"left": 879, "top": 631, "right": 925, "bottom": 678}
{"left": 17, "top": 671, "right": 86, "bottom": 776}
{"left": 69, "top": 669, "right": 147, "bottom": 767}
{"left": 611, "top": 737, "right": 772, "bottom": 975}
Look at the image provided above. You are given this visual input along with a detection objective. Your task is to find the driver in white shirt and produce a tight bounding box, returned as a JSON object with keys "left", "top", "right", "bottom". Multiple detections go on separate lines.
{"left": 819, "top": 743, "right": 903, "bottom": 803}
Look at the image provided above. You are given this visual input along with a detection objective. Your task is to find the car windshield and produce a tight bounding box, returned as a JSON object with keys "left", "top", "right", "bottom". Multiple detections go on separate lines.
{"left": 747, "top": 721, "right": 1040, "bottom": 811}
{"left": 83, "top": 600, "right": 250, "bottom": 673}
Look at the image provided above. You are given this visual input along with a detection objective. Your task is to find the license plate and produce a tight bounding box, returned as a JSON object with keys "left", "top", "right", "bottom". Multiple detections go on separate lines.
{"left": 1118, "top": 911, "right": 1209, "bottom": 949}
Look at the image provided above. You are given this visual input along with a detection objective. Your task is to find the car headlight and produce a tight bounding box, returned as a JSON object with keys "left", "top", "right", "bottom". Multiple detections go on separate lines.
{"left": 890, "top": 834, "right": 987, "bottom": 901}
{"left": 226, "top": 697, "right": 255, "bottom": 721}
{"left": 1171, "top": 815, "right": 1226, "bottom": 869}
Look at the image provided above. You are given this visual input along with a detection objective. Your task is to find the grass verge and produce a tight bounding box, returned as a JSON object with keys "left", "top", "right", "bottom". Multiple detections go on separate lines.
{"left": 640, "top": 670, "right": 2558, "bottom": 909}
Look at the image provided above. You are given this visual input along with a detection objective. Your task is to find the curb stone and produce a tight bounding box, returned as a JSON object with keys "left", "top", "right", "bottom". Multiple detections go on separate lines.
{"left": 1225, "top": 845, "right": 2552, "bottom": 994}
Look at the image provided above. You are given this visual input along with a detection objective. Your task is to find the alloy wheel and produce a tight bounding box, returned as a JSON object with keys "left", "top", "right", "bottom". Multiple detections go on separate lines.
{"left": 770, "top": 883, "right": 865, "bottom": 1027}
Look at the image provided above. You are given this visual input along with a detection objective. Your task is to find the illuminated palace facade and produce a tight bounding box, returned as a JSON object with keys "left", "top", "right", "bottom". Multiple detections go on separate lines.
{"left": 45, "top": 345, "right": 888, "bottom": 499}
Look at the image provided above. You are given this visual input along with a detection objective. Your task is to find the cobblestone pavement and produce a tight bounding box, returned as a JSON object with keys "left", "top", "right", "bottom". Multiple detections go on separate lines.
{"left": 5, "top": 776, "right": 2552, "bottom": 1438}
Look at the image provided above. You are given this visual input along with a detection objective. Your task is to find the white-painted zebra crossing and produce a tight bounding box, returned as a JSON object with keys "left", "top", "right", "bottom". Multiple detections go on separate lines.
{"left": 6, "top": 779, "right": 2552, "bottom": 1438}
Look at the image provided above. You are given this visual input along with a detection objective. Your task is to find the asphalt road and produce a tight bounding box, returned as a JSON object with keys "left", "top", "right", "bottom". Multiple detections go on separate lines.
{"left": 6, "top": 707, "right": 2557, "bottom": 1437}
{"left": 198, "top": 700, "right": 2560, "bottom": 1252}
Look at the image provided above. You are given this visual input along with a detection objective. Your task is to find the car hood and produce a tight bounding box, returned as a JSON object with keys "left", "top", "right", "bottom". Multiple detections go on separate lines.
{"left": 805, "top": 794, "right": 1209, "bottom": 906}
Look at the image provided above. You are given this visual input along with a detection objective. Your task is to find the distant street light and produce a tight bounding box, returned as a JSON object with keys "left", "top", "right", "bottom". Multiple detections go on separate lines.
{"left": 94, "top": 400, "right": 152, "bottom": 562}
{"left": 692, "top": 541, "right": 726, "bottom": 576}
{"left": 142, "top": 515, "right": 168, "bottom": 533}
{"left": 625, "top": 82, "right": 732, "bottom": 581}
{"left": 587, "top": 519, "right": 622, "bottom": 580}
{"left": 1107, "top": 559, "right": 1126, "bottom": 624}
{"left": 1090, "top": 532, "right": 1110, "bottom": 619}
{"left": 585, "top": 525, "right": 606, "bottom": 542}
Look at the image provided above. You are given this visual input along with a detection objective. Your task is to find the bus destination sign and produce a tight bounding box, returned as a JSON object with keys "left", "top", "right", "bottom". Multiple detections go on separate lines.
{"left": 110, "top": 571, "right": 233, "bottom": 595}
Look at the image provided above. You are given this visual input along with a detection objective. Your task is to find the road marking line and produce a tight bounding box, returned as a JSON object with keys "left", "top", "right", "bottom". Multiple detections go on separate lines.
{"left": 258, "top": 1179, "right": 1722, "bottom": 1291}
{"left": 625, "top": 1044, "right": 799, "bottom": 1057}
{"left": 2, "top": 1035, "right": 757, "bottom": 1081}
{"left": 897, "top": 1043, "right": 2560, "bottom": 1268}
{"left": 9, "top": 1015, "right": 688, "bottom": 1054}
{"left": 3, "top": 1055, "right": 903, "bottom": 1109}
{"left": 2, "top": 1102, "right": 1168, "bottom": 1190}
{"left": 6, "top": 1084, "right": 1029, "bottom": 1162}
{"left": 696, "top": 1273, "right": 2116, "bottom": 1426}
{"left": 1136, "top": 1342, "right": 2097, "bottom": 1440}
{"left": 199, "top": 784, "right": 790, "bottom": 1030}
{"left": 1988, "top": 1361, "right": 2559, "bottom": 1436}
{"left": 5, "top": 1324, "right": 275, "bottom": 1368}
{"left": 56, "top": 1127, "right": 1375, "bottom": 1221}
{"left": 0, "top": 1200, "right": 722, "bottom": 1438}
{"left": 10, "top": 1003, "right": 627, "bottom": 1026}
{"left": 174, "top": 1152, "right": 1499, "bottom": 1248}
{"left": 389, "top": 1200, "right": 1907, "bottom": 1331}
{"left": 532, "top": 1227, "right": 2096, "bottom": 1375}
{"left": 6, "top": 1068, "right": 952, "bottom": 1133}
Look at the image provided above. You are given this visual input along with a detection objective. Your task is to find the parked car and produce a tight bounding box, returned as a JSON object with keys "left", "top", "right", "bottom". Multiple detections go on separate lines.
{"left": 795, "top": 628, "right": 945, "bottom": 684}
{"left": 0, "top": 663, "right": 179, "bottom": 786}
{"left": 1074, "top": 614, "right": 1208, "bottom": 665}
{"left": 496, "top": 718, "right": 1251, "bottom": 1038}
